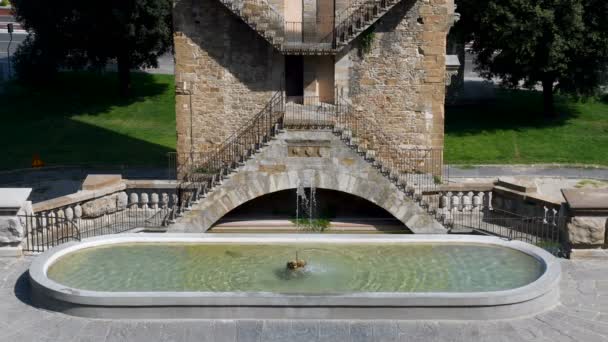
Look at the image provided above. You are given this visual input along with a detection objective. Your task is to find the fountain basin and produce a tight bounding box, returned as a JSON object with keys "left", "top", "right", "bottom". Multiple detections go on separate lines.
{"left": 29, "top": 234, "right": 561, "bottom": 320}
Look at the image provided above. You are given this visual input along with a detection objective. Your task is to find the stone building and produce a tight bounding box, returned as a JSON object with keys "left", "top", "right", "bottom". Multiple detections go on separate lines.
{"left": 174, "top": 0, "right": 457, "bottom": 154}
{"left": 172, "top": 0, "right": 458, "bottom": 231}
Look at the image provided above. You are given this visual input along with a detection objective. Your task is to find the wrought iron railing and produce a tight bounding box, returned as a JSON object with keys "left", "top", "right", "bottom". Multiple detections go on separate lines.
{"left": 445, "top": 207, "right": 567, "bottom": 256}
{"left": 284, "top": 17, "right": 334, "bottom": 45}
{"left": 324, "top": 0, "right": 400, "bottom": 47}
{"left": 19, "top": 204, "right": 174, "bottom": 253}
{"left": 284, "top": 96, "right": 336, "bottom": 128}
{"left": 19, "top": 214, "right": 81, "bottom": 253}
{"left": 171, "top": 91, "right": 286, "bottom": 215}
{"left": 217, "top": 0, "right": 286, "bottom": 48}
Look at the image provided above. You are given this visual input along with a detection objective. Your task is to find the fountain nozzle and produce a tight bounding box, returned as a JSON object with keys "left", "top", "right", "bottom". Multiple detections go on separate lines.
{"left": 286, "top": 251, "right": 307, "bottom": 271}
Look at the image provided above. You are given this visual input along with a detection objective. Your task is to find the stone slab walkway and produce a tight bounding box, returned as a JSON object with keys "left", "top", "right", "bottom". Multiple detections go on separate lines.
{"left": 448, "top": 165, "right": 608, "bottom": 180}
{"left": 1, "top": 256, "right": 608, "bottom": 341}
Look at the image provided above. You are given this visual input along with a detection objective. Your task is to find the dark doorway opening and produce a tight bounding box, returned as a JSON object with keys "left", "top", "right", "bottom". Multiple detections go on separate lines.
{"left": 285, "top": 56, "right": 304, "bottom": 98}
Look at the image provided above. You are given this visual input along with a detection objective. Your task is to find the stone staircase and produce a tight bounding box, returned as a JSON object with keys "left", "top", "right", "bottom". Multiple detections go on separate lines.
{"left": 216, "top": 0, "right": 405, "bottom": 54}
{"left": 172, "top": 91, "right": 286, "bottom": 215}
{"left": 217, "top": 0, "right": 286, "bottom": 50}
{"left": 329, "top": 97, "right": 447, "bottom": 225}
{"left": 331, "top": 0, "right": 404, "bottom": 48}
{"left": 171, "top": 92, "right": 447, "bottom": 233}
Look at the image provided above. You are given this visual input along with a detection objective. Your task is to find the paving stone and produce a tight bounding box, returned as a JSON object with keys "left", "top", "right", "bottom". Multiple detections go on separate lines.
{"left": 72, "top": 335, "right": 106, "bottom": 342}
{"left": 214, "top": 320, "right": 237, "bottom": 342}
{"left": 105, "top": 322, "right": 162, "bottom": 342}
{"left": 508, "top": 320, "right": 554, "bottom": 342}
{"left": 577, "top": 280, "right": 597, "bottom": 294}
{"left": 397, "top": 321, "right": 439, "bottom": 341}
{"left": 236, "top": 320, "right": 262, "bottom": 342}
{"left": 556, "top": 304, "right": 600, "bottom": 320}
{"left": 289, "top": 320, "right": 319, "bottom": 342}
{"left": 36, "top": 317, "right": 89, "bottom": 341}
{"left": 157, "top": 323, "right": 186, "bottom": 342}
{"left": 318, "top": 321, "right": 350, "bottom": 342}
{"left": 180, "top": 320, "right": 214, "bottom": 342}
{"left": 536, "top": 312, "right": 608, "bottom": 342}
{"left": 371, "top": 321, "right": 400, "bottom": 342}
{"left": 597, "top": 280, "right": 608, "bottom": 293}
{"left": 350, "top": 321, "right": 373, "bottom": 342}
{"left": 77, "top": 320, "right": 112, "bottom": 339}
{"left": 260, "top": 320, "right": 290, "bottom": 341}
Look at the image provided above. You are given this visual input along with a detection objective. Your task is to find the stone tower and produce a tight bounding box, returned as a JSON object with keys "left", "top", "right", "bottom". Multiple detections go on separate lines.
{"left": 173, "top": 0, "right": 456, "bottom": 155}
{"left": 171, "top": 0, "right": 457, "bottom": 232}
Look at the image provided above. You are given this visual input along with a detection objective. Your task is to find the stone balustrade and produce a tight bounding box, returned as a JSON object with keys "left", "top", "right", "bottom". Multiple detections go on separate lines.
{"left": 32, "top": 175, "right": 180, "bottom": 221}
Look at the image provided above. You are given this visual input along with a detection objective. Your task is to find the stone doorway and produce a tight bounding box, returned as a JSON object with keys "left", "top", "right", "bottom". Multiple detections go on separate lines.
{"left": 285, "top": 56, "right": 304, "bottom": 98}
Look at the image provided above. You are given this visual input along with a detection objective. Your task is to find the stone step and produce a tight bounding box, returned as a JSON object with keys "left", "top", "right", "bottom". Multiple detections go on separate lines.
{"left": 209, "top": 219, "right": 410, "bottom": 234}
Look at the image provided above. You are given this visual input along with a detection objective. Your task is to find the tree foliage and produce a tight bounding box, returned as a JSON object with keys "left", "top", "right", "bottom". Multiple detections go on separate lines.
{"left": 11, "top": 0, "right": 172, "bottom": 96}
{"left": 454, "top": 0, "right": 608, "bottom": 117}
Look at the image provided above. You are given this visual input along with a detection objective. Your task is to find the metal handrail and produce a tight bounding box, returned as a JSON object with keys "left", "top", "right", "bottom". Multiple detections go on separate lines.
{"left": 218, "top": 0, "right": 286, "bottom": 47}
{"left": 173, "top": 91, "right": 286, "bottom": 214}
{"left": 19, "top": 214, "right": 82, "bottom": 253}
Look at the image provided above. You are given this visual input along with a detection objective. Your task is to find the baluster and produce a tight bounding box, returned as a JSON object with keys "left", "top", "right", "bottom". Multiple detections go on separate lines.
{"left": 150, "top": 193, "right": 159, "bottom": 209}
{"left": 74, "top": 204, "right": 82, "bottom": 228}
{"left": 65, "top": 206, "right": 74, "bottom": 221}
{"left": 472, "top": 192, "right": 483, "bottom": 213}
{"left": 451, "top": 192, "right": 460, "bottom": 212}
{"left": 463, "top": 191, "right": 473, "bottom": 212}
{"left": 129, "top": 193, "right": 139, "bottom": 208}
{"left": 141, "top": 193, "right": 149, "bottom": 210}
{"left": 440, "top": 192, "right": 450, "bottom": 210}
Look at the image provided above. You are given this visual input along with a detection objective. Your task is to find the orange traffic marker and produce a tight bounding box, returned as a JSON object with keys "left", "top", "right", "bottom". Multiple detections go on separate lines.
{"left": 31, "top": 153, "right": 45, "bottom": 168}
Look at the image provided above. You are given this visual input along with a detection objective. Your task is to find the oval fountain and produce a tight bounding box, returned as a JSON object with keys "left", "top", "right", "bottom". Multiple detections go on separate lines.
{"left": 29, "top": 234, "right": 561, "bottom": 320}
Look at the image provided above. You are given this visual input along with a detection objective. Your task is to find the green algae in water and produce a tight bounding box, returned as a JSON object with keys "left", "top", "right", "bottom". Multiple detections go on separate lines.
{"left": 47, "top": 243, "right": 544, "bottom": 293}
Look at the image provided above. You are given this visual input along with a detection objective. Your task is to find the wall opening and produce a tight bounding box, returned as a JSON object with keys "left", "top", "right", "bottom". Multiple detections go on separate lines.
{"left": 285, "top": 56, "right": 304, "bottom": 98}
{"left": 211, "top": 188, "right": 410, "bottom": 233}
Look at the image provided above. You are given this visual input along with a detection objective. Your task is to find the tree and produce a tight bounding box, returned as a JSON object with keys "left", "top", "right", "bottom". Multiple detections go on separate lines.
{"left": 454, "top": 0, "right": 608, "bottom": 118}
{"left": 11, "top": 0, "right": 172, "bottom": 96}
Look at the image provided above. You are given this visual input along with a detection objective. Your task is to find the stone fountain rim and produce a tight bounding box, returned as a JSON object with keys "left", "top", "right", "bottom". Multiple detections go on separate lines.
{"left": 29, "top": 233, "right": 561, "bottom": 320}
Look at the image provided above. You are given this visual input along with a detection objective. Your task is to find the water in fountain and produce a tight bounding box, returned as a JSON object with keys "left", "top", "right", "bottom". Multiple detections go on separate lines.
{"left": 295, "top": 171, "right": 317, "bottom": 230}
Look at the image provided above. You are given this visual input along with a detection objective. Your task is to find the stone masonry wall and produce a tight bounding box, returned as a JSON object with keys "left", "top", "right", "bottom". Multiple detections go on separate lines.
{"left": 343, "top": 0, "right": 454, "bottom": 151}
{"left": 173, "top": 0, "right": 454, "bottom": 168}
{"left": 173, "top": 0, "right": 284, "bottom": 157}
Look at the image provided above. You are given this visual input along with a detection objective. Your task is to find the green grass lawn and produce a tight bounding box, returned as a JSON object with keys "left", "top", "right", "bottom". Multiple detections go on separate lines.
{"left": 0, "top": 72, "right": 176, "bottom": 170}
{"left": 445, "top": 90, "right": 608, "bottom": 165}
{"left": 1, "top": 72, "right": 607, "bottom": 170}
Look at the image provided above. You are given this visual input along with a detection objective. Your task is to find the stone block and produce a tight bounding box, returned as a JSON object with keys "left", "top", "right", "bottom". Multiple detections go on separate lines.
{"left": 562, "top": 188, "right": 608, "bottom": 215}
{"left": 0, "top": 216, "right": 24, "bottom": 244}
{"left": 497, "top": 177, "right": 537, "bottom": 193}
{"left": 82, "top": 174, "right": 123, "bottom": 191}
{"left": 0, "top": 188, "right": 32, "bottom": 212}
{"left": 81, "top": 192, "right": 129, "bottom": 218}
{"left": 567, "top": 216, "right": 608, "bottom": 247}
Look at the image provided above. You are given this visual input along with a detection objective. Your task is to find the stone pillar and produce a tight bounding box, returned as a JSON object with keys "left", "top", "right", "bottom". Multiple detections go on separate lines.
{"left": 0, "top": 188, "right": 32, "bottom": 257}
{"left": 562, "top": 189, "right": 608, "bottom": 256}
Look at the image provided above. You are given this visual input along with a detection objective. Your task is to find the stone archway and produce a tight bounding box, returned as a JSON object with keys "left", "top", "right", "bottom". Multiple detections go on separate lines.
{"left": 172, "top": 130, "right": 446, "bottom": 234}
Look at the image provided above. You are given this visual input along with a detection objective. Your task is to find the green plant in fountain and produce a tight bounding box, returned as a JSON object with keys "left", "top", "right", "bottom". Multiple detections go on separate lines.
{"left": 291, "top": 218, "right": 331, "bottom": 232}
{"left": 359, "top": 26, "right": 375, "bottom": 55}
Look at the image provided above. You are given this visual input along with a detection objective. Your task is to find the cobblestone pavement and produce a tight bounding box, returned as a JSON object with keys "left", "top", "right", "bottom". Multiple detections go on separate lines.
{"left": 1, "top": 256, "right": 608, "bottom": 342}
